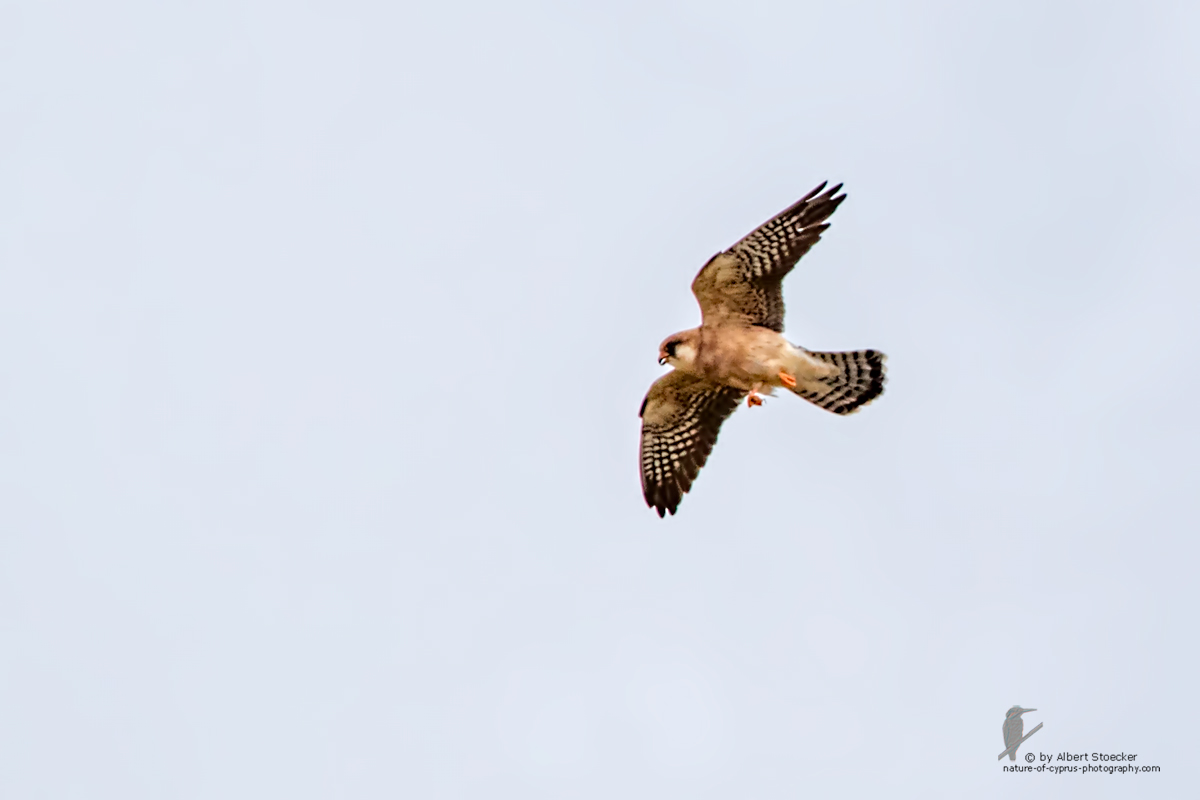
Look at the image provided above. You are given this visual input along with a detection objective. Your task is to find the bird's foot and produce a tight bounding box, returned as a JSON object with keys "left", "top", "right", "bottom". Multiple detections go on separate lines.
{"left": 778, "top": 370, "right": 797, "bottom": 389}
{"left": 746, "top": 391, "right": 764, "bottom": 408}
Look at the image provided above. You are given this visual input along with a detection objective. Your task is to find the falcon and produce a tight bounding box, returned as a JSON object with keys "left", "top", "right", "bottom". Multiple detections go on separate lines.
{"left": 639, "top": 181, "right": 886, "bottom": 517}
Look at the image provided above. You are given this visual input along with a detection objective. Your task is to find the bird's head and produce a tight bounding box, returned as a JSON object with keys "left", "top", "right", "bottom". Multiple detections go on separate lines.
{"left": 658, "top": 330, "right": 699, "bottom": 369}
{"left": 1006, "top": 706, "right": 1036, "bottom": 719}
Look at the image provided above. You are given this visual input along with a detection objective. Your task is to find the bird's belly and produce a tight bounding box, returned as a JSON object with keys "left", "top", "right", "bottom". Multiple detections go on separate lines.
{"left": 698, "top": 329, "right": 796, "bottom": 389}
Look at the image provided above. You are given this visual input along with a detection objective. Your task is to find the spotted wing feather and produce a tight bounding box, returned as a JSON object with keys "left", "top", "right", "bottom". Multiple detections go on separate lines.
{"left": 639, "top": 372, "right": 743, "bottom": 517}
{"left": 691, "top": 181, "right": 846, "bottom": 332}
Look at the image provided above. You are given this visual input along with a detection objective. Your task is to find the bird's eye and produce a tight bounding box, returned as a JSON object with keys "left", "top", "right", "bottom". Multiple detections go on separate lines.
{"left": 665, "top": 341, "right": 679, "bottom": 357}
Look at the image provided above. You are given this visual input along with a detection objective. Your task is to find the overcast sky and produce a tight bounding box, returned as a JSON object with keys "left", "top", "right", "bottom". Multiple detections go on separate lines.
{"left": 2, "top": 1, "right": 1198, "bottom": 797}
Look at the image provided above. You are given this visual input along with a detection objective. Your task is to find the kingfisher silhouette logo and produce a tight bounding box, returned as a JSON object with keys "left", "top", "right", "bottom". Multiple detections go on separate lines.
{"left": 999, "top": 706, "right": 1042, "bottom": 761}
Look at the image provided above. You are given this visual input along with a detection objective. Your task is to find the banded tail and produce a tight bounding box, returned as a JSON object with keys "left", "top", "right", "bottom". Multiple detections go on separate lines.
{"left": 793, "top": 349, "right": 886, "bottom": 415}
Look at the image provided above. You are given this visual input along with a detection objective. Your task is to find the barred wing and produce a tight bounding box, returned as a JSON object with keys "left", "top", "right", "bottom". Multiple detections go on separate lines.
{"left": 639, "top": 371, "right": 743, "bottom": 517}
{"left": 691, "top": 181, "right": 845, "bottom": 332}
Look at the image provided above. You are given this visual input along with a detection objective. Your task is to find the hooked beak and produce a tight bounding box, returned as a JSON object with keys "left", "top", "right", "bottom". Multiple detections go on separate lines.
{"left": 658, "top": 353, "right": 668, "bottom": 366}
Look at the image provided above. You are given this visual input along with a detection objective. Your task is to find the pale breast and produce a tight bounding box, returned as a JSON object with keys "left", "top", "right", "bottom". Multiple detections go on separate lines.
{"left": 696, "top": 324, "right": 790, "bottom": 389}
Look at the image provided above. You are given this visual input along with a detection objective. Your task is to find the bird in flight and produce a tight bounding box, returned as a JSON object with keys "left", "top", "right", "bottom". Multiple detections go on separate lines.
{"left": 638, "top": 181, "right": 886, "bottom": 517}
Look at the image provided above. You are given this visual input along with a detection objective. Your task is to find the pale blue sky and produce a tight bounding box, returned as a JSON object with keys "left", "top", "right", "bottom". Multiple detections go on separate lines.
{"left": 2, "top": 1, "right": 1198, "bottom": 797}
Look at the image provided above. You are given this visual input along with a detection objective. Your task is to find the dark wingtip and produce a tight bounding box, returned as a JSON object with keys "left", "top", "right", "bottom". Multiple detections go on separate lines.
{"left": 802, "top": 180, "right": 828, "bottom": 202}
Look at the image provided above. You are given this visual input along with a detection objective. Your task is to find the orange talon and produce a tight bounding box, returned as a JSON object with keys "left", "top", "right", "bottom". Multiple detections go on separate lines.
{"left": 747, "top": 392, "right": 764, "bottom": 408}
{"left": 779, "top": 371, "right": 797, "bottom": 389}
